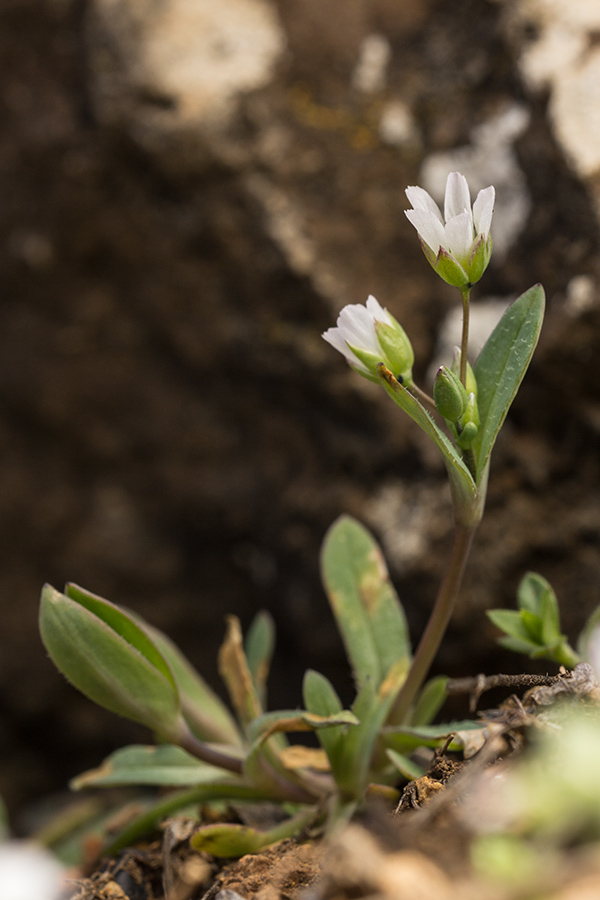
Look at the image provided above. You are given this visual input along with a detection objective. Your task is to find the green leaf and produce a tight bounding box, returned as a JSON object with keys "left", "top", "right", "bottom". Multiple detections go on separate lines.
{"left": 70, "top": 744, "right": 243, "bottom": 789}
{"left": 487, "top": 608, "right": 537, "bottom": 643}
{"left": 248, "top": 708, "right": 358, "bottom": 744}
{"left": 303, "top": 670, "right": 346, "bottom": 772}
{"left": 383, "top": 720, "right": 482, "bottom": 754}
{"left": 410, "top": 675, "right": 449, "bottom": 726}
{"left": 386, "top": 749, "right": 425, "bottom": 781}
{"left": 40, "top": 584, "right": 181, "bottom": 736}
{"left": 334, "top": 661, "right": 407, "bottom": 798}
{"left": 498, "top": 635, "right": 547, "bottom": 657}
{"left": 377, "top": 366, "right": 478, "bottom": 511}
{"left": 520, "top": 609, "right": 544, "bottom": 643}
{"left": 64, "top": 584, "right": 176, "bottom": 690}
{"left": 245, "top": 610, "right": 276, "bottom": 707}
{"left": 517, "top": 572, "right": 550, "bottom": 615}
{"left": 320, "top": 515, "right": 411, "bottom": 690}
{"left": 472, "top": 285, "right": 545, "bottom": 483}
{"left": 190, "top": 807, "right": 317, "bottom": 858}
{"left": 138, "top": 620, "right": 242, "bottom": 747}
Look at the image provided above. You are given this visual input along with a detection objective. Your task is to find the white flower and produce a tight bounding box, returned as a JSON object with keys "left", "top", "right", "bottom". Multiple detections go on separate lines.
{"left": 0, "top": 842, "right": 68, "bottom": 900}
{"left": 322, "top": 295, "right": 413, "bottom": 383}
{"left": 405, "top": 172, "right": 495, "bottom": 288}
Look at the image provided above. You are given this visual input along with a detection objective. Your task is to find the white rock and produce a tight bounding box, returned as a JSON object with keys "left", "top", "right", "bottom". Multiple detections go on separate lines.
{"left": 93, "top": 0, "right": 285, "bottom": 126}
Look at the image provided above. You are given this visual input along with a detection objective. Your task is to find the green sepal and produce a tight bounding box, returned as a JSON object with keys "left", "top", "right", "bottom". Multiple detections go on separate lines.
{"left": 374, "top": 317, "right": 414, "bottom": 384}
{"left": 40, "top": 584, "right": 181, "bottom": 736}
{"left": 345, "top": 342, "right": 383, "bottom": 382}
{"left": 465, "top": 233, "right": 492, "bottom": 285}
{"left": 421, "top": 240, "right": 469, "bottom": 288}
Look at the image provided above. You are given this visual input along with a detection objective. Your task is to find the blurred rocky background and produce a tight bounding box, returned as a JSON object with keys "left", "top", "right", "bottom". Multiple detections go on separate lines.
{"left": 1, "top": 0, "right": 600, "bottom": 821}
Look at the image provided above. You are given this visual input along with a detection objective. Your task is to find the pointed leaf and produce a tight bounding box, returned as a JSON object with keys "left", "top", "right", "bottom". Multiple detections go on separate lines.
{"left": 517, "top": 571, "right": 552, "bottom": 615}
{"left": 245, "top": 610, "right": 276, "bottom": 707}
{"left": 334, "top": 661, "right": 407, "bottom": 798}
{"left": 487, "top": 608, "right": 535, "bottom": 643}
{"left": 248, "top": 708, "right": 358, "bottom": 744}
{"left": 218, "top": 616, "right": 263, "bottom": 729}
{"left": 70, "top": 744, "right": 243, "bottom": 789}
{"left": 386, "top": 749, "right": 425, "bottom": 781}
{"left": 320, "top": 515, "right": 410, "bottom": 689}
{"left": 498, "top": 635, "right": 545, "bottom": 657}
{"left": 40, "top": 584, "right": 181, "bottom": 735}
{"left": 410, "top": 675, "right": 449, "bottom": 726}
{"left": 383, "top": 720, "right": 482, "bottom": 753}
{"left": 64, "top": 584, "right": 176, "bottom": 690}
{"left": 303, "top": 670, "right": 346, "bottom": 772}
{"left": 473, "top": 285, "right": 545, "bottom": 482}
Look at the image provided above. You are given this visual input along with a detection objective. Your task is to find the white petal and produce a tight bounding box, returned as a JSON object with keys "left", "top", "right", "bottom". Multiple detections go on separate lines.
{"left": 322, "top": 326, "right": 370, "bottom": 374}
{"left": 444, "top": 172, "right": 471, "bottom": 223}
{"left": 337, "top": 304, "right": 380, "bottom": 354}
{"left": 444, "top": 212, "right": 474, "bottom": 264}
{"left": 365, "top": 294, "right": 391, "bottom": 324}
{"left": 405, "top": 208, "right": 445, "bottom": 254}
{"left": 405, "top": 186, "right": 443, "bottom": 223}
{"left": 472, "top": 186, "right": 495, "bottom": 237}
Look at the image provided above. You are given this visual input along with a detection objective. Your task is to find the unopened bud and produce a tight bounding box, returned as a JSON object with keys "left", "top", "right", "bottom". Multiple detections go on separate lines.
{"left": 433, "top": 366, "right": 468, "bottom": 423}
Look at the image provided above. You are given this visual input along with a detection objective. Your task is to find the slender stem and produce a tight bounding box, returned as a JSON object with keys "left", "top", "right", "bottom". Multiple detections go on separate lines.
{"left": 409, "top": 382, "right": 437, "bottom": 415}
{"left": 459, "top": 287, "right": 471, "bottom": 386}
{"left": 390, "top": 521, "right": 476, "bottom": 723}
{"left": 177, "top": 724, "right": 244, "bottom": 774}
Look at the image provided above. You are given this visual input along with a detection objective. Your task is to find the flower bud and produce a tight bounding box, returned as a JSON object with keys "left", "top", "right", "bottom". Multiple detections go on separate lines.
{"left": 451, "top": 348, "right": 478, "bottom": 399}
{"left": 456, "top": 392, "right": 480, "bottom": 449}
{"left": 374, "top": 315, "right": 414, "bottom": 384}
{"left": 323, "top": 295, "right": 414, "bottom": 384}
{"left": 433, "top": 365, "right": 468, "bottom": 423}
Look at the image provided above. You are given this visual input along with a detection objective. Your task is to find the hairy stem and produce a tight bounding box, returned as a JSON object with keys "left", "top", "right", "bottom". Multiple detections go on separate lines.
{"left": 409, "top": 382, "right": 437, "bottom": 415}
{"left": 390, "top": 521, "right": 476, "bottom": 723}
{"left": 459, "top": 287, "right": 471, "bottom": 386}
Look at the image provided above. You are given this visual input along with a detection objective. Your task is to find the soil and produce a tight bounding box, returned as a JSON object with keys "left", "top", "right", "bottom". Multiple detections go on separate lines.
{"left": 2, "top": 2, "right": 600, "bottom": 895}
